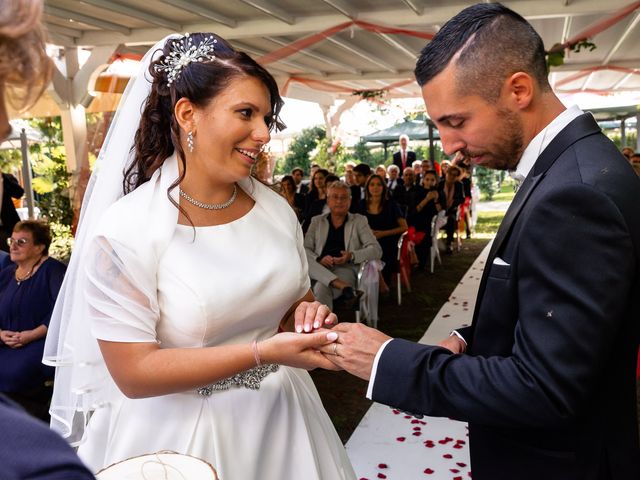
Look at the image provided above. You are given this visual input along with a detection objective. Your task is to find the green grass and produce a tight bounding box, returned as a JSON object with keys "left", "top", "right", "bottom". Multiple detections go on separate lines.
{"left": 474, "top": 210, "right": 506, "bottom": 238}
{"left": 487, "top": 181, "right": 517, "bottom": 202}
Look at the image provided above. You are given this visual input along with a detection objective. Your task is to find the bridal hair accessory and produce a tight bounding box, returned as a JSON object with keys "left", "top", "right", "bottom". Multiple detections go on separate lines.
{"left": 187, "top": 131, "right": 194, "bottom": 152}
{"left": 154, "top": 33, "right": 217, "bottom": 86}
{"left": 179, "top": 184, "right": 237, "bottom": 210}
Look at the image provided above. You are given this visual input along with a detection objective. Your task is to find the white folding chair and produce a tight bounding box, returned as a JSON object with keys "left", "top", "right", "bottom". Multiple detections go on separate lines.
{"left": 396, "top": 231, "right": 409, "bottom": 305}
{"left": 354, "top": 260, "right": 381, "bottom": 328}
{"left": 430, "top": 211, "right": 446, "bottom": 273}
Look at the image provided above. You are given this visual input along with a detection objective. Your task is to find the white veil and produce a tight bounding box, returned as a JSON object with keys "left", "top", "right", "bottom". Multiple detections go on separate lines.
{"left": 43, "top": 34, "right": 180, "bottom": 444}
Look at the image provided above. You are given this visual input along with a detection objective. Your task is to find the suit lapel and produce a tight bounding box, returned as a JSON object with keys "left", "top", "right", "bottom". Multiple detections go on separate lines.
{"left": 470, "top": 113, "right": 602, "bottom": 330}
{"left": 344, "top": 214, "right": 355, "bottom": 252}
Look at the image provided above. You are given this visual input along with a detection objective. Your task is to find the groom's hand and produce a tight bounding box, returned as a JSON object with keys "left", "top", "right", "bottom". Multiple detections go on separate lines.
{"left": 316, "top": 323, "right": 391, "bottom": 381}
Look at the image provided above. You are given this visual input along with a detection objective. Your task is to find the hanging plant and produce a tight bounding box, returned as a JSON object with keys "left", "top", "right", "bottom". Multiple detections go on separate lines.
{"left": 546, "top": 39, "right": 597, "bottom": 71}
{"left": 352, "top": 89, "right": 387, "bottom": 102}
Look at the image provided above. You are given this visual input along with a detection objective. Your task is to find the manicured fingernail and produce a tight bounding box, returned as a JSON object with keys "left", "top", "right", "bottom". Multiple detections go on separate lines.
{"left": 304, "top": 324, "right": 311, "bottom": 332}
{"left": 295, "top": 325, "right": 302, "bottom": 333}
{"left": 327, "top": 332, "right": 338, "bottom": 341}
{"left": 313, "top": 321, "right": 320, "bottom": 329}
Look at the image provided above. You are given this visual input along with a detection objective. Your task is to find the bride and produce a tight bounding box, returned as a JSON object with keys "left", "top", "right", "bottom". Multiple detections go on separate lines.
{"left": 44, "top": 32, "right": 355, "bottom": 479}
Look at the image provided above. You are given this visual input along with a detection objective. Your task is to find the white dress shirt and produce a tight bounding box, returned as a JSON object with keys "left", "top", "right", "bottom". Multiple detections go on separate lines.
{"left": 366, "top": 105, "right": 585, "bottom": 400}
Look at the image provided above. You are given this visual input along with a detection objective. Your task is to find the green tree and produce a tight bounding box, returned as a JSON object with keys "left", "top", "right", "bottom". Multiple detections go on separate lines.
{"left": 277, "top": 125, "right": 326, "bottom": 175}
{"left": 474, "top": 166, "right": 499, "bottom": 200}
{"left": 29, "top": 117, "right": 73, "bottom": 226}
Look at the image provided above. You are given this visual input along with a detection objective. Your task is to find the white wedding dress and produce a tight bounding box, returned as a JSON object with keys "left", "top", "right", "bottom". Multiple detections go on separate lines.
{"left": 77, "top": 175, "right": 356, "bottom": 480}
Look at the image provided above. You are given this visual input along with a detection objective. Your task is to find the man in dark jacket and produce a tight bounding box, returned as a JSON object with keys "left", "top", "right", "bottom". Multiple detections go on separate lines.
{"left": 311, "top": 3, "right": 640, "bottom": 479}
{"left": 0, "top": 172, "right": 24, "bottom": 252}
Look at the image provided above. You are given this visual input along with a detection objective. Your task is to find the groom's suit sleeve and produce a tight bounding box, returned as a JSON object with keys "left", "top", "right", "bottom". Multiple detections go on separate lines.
{"left": 371, "top": 180, "right": 636, "bottom": 429}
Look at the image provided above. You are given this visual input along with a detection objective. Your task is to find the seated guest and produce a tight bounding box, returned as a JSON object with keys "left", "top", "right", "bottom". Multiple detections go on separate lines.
{"left": 291, "top": 167, "right": 309, "bottom": 195}
{"left": 305, "top": 181, "right": 382, "bottom": 310}
{"left": 386, "top": 164, "right": 404, "bottom": 198}
{"left": 413, "top": 170, "right": 445, "bottom": 269}
{"left": 631, "top": 152, "right": 640, "bottom": 177}
{"left": 0, "top": 221, "right": 66, "bottom": 421}
{"left": 361, "top": 174, "right": 407, "bottom": 291}
{"left": 412, "top": 159, "right": 423, "bottom": 185}
{"left": 279, "top": 175, "right": 305, "bottom": 222}
{"left": 375, "top": 164, "right": 387, "bottom": 180}
{"left": 395, "top": 167, "right": 421, "bottom": 216}
{"left": 349, "top": 163, "right": 371, "bottom": 212}
{"left": 438, "top": 165, "right": 465, "bottom": 254}
{"left": 440, "top": 159, "right": 452, "bottom": 180}
{"left": 302, "top": 168, "right": 329, "bottom": 233}
{"left": 621, "top": 147, "right": 634, "bottom": 161}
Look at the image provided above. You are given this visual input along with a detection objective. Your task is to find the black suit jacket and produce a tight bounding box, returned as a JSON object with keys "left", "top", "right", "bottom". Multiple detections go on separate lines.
{"left": 372, "top": 114, "right": 640, "bottom": 479}
{"left": 1, "top": 173, "right": 23, "bottom": 236}
{"left": 392, "top": 150, "right": 416, "bottom": 173}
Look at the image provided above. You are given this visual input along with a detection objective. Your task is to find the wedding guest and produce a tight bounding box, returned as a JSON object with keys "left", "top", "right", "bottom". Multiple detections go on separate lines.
{"left": 412, "top": 159, "right": 423, "bottom": 184}
{"left": 0, "top": 1, "right": 94, "bottom": 477}
{"left": 44, "top": 32, "right": 355, "bottom": 479}
{"left": 621, "top": 146, "right": 634, "bottom": 160}
{"left": 0, "top": 172, "right": 25, "bottom": 252}
{"left": 386, "top": 164, "right": 404, "bottom": 198}
{"left": 374, "top": 164, "right": 387, "bottom": 180}
{"left": 0, "top": 221, "right": 65, "bottom": 421}
{"left": 413, "top": 170, "right": 444, "bottom": 269}
{"left": 395, "top": 167, "right": 421, "bottom": 217}
{"left": 349, "top": 163, "right": 371, "bottom": 212}
{"left": 630, "top": 152, "right": 640, "bottom": 176}
{"left": 305, "top": 181, "right": 382, "bottom": 310}
{"left": 291, "top": 167, "right": 308, "bottom": 195}
{"left": 279, "top": 175, "right": 304, "bottom": 222}
{"left": 438, "top": 165, "right": 464, "bottom": 253}
{"left": 302, "top": 168, "right": 329, "bottom": 232}
{"left": 392, "top": 134, "right": 415, "bottom": 173}
{"left": 360, "top": 174, "right": 407, "bottom": 291}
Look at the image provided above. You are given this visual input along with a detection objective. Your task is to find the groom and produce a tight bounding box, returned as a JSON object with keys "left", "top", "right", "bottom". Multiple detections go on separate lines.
{"left": 307, "top": 3, "right": 640, "bottom": 479}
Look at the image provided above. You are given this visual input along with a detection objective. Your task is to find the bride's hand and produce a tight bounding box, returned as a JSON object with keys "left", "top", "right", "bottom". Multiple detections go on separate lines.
{"left": 294, "top": 301, "right": 337, "bottom": 333}
{"left": 259, "top": 330, "right": 342, "bottom": 371}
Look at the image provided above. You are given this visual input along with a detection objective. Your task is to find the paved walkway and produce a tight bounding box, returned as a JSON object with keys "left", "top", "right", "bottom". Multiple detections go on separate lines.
{"left": 345, "top": 243, "right": 491, "bottom": 480}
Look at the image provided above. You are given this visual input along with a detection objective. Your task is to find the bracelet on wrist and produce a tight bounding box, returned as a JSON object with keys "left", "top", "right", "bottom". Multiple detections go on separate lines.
{"left": 251, "top": 339, "right": 262, "bottom": 366}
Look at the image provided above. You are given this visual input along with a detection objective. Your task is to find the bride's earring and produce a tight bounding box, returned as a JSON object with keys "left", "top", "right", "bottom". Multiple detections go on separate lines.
{"left": 187, "top": 131, "right": 194, "bottom": 153}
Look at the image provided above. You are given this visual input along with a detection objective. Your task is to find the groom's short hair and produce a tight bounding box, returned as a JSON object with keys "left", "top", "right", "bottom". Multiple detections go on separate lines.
{"left": 414, "top": 2, "right": 551, "bottom": 102}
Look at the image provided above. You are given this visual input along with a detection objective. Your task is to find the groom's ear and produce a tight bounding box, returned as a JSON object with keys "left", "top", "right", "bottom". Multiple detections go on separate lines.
{"left": 174, "top": 97, "right": 196, "bottom": 135}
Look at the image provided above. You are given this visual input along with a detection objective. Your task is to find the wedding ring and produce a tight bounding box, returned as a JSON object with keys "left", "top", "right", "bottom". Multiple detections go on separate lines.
{"left": 333, "top": 342, "right": 339, "bottom": 356}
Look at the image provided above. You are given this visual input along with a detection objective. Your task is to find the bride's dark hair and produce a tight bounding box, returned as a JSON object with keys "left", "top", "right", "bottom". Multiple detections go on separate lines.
{"left": 124, "top": 33, "right": 285, "bottom": 196}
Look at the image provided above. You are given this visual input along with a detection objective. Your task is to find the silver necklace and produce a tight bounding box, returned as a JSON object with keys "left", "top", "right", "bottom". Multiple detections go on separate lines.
{"left": 179, "top": 184, "right": 238, "bottom": 210}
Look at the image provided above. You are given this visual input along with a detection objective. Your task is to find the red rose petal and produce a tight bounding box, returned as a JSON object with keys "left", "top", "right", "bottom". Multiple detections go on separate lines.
{"left": 378, "top": 464, "right": 388, "bottom": 469}
{"left": 413, "top": 432, "right": 422, "bottom": 436}
{"left": 456, "top": 439, "right": 466, "bottom": 444}
{"left": 377, "top": 474, "right": 387, "bottom": 479}
{"left": 413, "top": 427, "right": 421, "bottom": 431}
{"left": 404, "top": 415, "right": 412, "bottom": 419}
{"left": 450, "top": 469, "right": 460, "bottom": 473}
{"left": 411, "top": 419, "right": 421, "bottom": 424}
{"left": 443, "top": 454, "right": 453, "bottom": 459}
{"left": 443, "top": 314, "right": 450, "bottom": 318}
{"left": 392, "top": 409, "right": 400, "bottom": 415}
{"left": 453, "top": 444, "right": 463, "bottom": 449}
{"left": 424, "top": 468, "right": 434, "bottom": 474}
{"left": 454, "top": 477, "right": 463, "bottom": 480}
{"left": 396, "top": 437, "right": 406, "bottom": 442}
{"left": 457, "top": 462, "right": 467, "bottom": 468}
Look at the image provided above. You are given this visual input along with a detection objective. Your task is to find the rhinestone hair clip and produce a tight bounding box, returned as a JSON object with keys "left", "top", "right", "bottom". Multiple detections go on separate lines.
{"left": 154, "top": 33, "right": 217, "bottom": 86}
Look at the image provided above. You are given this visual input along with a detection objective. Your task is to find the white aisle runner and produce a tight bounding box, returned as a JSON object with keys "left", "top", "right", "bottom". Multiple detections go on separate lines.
{"left": 346, "top": 243, "right": 491, "bottom": 480}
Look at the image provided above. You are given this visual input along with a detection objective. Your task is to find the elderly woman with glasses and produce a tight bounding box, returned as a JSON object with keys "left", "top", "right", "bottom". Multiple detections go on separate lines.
{"left": 0, "top": 220, "right": 66, "bottom": 420}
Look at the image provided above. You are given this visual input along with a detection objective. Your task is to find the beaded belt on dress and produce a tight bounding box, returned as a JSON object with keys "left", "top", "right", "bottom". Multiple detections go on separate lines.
{"left": 197, "top": 364, "right": 279, "bottom": 396}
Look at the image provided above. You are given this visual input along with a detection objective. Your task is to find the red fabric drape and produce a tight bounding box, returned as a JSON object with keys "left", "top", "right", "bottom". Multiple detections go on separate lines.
{"left": 549, "top": 0, "right": 640, "bottom": 52}
{"left": 258, "top": 20, "right": 435, "bottom": 65}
